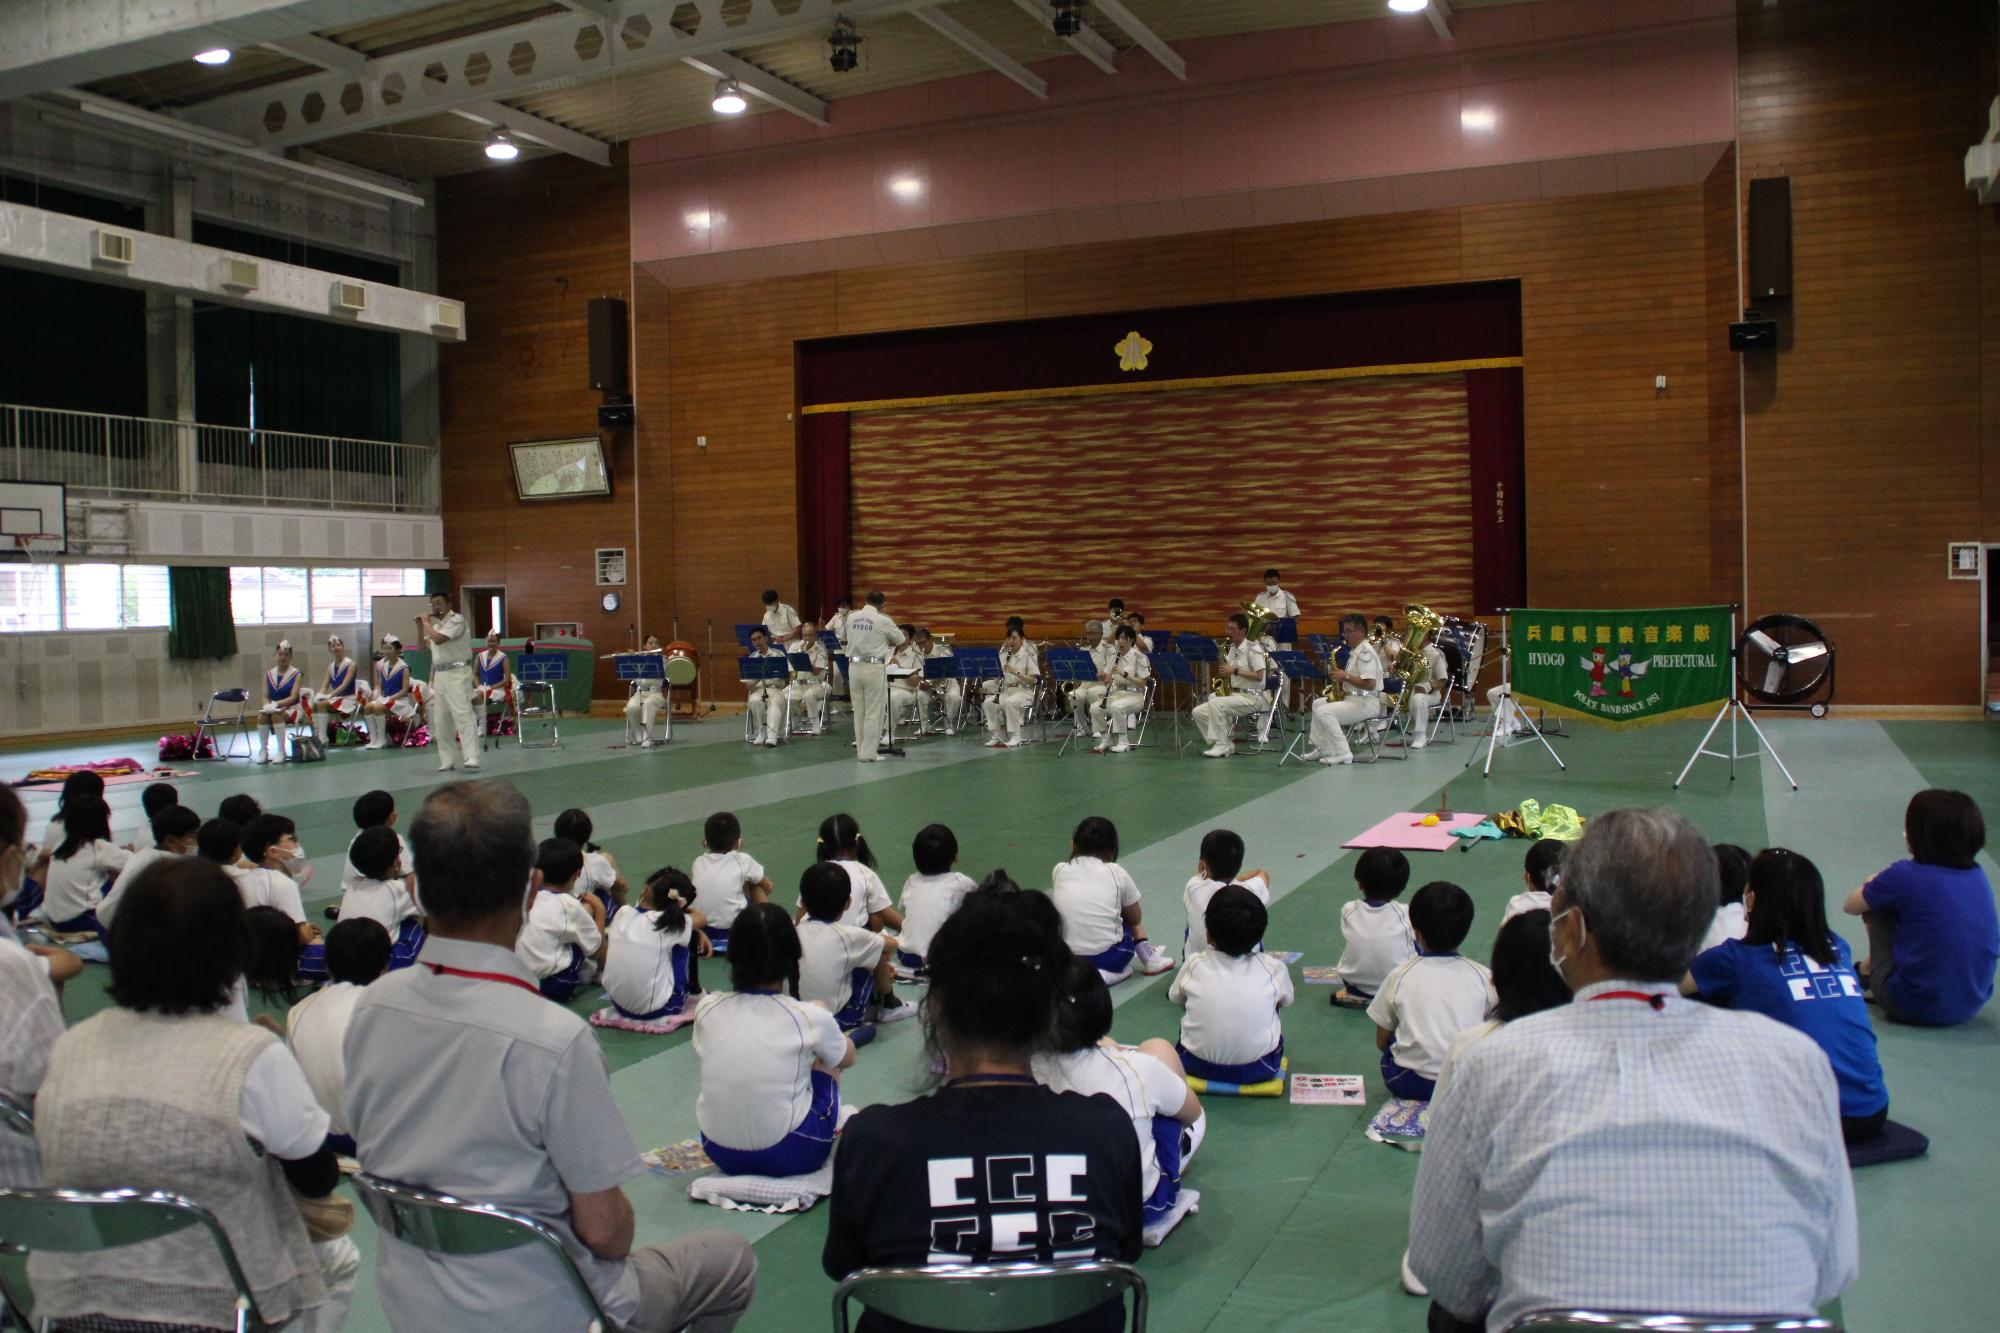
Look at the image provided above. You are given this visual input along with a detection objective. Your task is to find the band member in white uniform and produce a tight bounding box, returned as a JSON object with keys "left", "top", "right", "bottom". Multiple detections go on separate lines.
{"left": 761, "top": 589, "right": 803, "bottom": 646}
{"left": 1372, "top": 615, "right": 1404, "bottom": 691}
{"left": 255, "top": 640, "right": 306, "bottom": 764}
{"left": 1090, "top": 624, "right": 1151, "bottom": 754}
{"left": 624, "top": 633, "right": 666, "bottom": 747}
{"left": 842, "top": 591, "right": 904, "bottom": 763}
{"left": 1099, "top": 600, "right": 1126, "bottom": 647}
{"left": 1253, "top": 569, "right": 1301, "bottom": 648}
{"left": 1193, "top": 613, "right": 1271, "bottom": 758}
{"left": 906, "top": 626, "right": 959, "bottom": 732}
{"left": 474, "top": 631, "right": 513, "bottom": 734}
{"left": 362, "top": 635, "right": 415, "bottom": 749}
{"left": 1309, "top": 614, "right": 1385, "bottom": 766}
{"left": 826, "top": 592, "right": 862, "bottom": 702}
{"left": 1068, "top": 620, "right": 1112, "bottom": 740}
{"left": 887, "top": 625, "right": 927, "bottom": 734}
{"left": 1125, "top": 612, "right": 1156, "bottom": 653}
{"left": 983, "top": 617, "right": 1040, "bottom": 749}
{"left": 744, "top": 626, "right": 793, "bottom": 746}
{"left": 313, "top": 634, "right": 362, "bottom": 745}
{"left": 1401, "top": 640, "right": 1450, "bottom": 749}
{"left": 787, "top": 621, "right": 831, "bottom": 733}
{"left": 414, "top": 592, "right": 479, "bottom": 773}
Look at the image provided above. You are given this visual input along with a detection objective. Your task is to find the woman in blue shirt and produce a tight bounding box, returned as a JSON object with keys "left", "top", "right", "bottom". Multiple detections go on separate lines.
{"left": 1843, "top": 789, "right": 1998, "bottom": 1027}
{"left": 1686, "top": 848, "right": 1888, "bottom": 1144}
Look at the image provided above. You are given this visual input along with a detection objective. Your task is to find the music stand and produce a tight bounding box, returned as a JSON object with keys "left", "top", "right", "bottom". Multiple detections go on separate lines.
{"left": 1148, "top": 651, "right": 1197, "bottom": 757}
{"left": 953, "top": 649, "right": 1001, "bottom": 736}
{"left": 1273, "top": 616, "right": 1299, "bottom": 648}
{"left": 514, "top": 653, "right": 567, "bottom": 750}
{"left": 1270, "top": 650, "right": 1326, "bottom": 766}
{"left": 615, "top": 653, "right": 667, "bottom": 748}
{"left": 1175, "top": 633, "right": 1220, "bottom": 705}
{"left": 1044, "top": 649, "right": 1101, "bottom": 755}
{"left": 819, "top": 630, "right": 850, "bottom": 714}
{"left": 738, "top": 655, "right": 793, "bottom": 745}
{"left": 921, "top": 656, "right": 959, "bottom": 733}
{"left": 1467, "top": 611, "right": 1565, "bottom": 777}
{"left": 733, "top": 623, "right": 759, "bottom": 650}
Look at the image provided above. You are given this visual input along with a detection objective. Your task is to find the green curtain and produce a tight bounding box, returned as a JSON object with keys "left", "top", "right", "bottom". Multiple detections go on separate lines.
{"left": 167, "top": 566, "right": 239, "bottom": 661}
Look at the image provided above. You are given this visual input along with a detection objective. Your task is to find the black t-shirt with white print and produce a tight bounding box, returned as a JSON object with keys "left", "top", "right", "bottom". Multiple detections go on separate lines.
{"left": 823, "top": 1082, "right": 1143, "bottom": 1333}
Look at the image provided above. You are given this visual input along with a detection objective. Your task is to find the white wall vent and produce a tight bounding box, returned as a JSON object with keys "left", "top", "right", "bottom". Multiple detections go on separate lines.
{"left": 213, "top": 257, "right": 260, "bottom": 291}
{"left": 431, "top": 299, "right": 465, "bottom": 334}
{"left": 331, "top": 280, "right": 369, "bottom": 313}
{"left": 595, "top": 548, "right": 627, "bottom": 586}
{"left": 94, "top": 229, "right": 135, "bottom": 265}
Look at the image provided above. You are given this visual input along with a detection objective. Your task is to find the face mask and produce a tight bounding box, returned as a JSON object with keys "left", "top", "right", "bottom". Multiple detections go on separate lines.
{"left": 1548, "top": 906, "right": 1586, "bottom": 975}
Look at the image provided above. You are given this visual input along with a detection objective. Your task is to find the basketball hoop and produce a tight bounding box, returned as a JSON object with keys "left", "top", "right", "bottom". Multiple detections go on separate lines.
{"left": 0, "top": 533, "right": 60, "bottom": 565}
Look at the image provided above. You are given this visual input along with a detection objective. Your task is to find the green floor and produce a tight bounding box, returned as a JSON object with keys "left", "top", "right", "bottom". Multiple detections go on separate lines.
{"left": 15, "top": 708, "right": 1998, "bottom": 1332}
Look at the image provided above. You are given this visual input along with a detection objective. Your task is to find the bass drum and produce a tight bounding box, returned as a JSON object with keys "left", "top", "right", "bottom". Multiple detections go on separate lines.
{"left": 662, "top": 641, "right": 700, "bottom": 688}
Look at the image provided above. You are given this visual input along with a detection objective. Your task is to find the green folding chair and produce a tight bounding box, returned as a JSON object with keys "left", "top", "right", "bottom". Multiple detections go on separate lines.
{"left": 0, "top": 1186, "right": 272, "bottom": 1332}
{"left": 1507, "top": 1313, "right": 1840, "bottom": 1332}
{"left": 350, "top": 1171, "right": 612, "bottom": 1333}
{"left": 832, "top": 1259, "right": 1146, "bottom": 1333}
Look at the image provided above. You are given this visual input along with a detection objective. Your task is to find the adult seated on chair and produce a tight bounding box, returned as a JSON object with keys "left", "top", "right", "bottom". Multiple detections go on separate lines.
{"left": 823, "top": 875, "right": 1142, "bottom": 1327}
{"left": 788, "top": 620, "right": 833, "bottom": 734}
{"left": 625, "top": 634, "right": 668, "bottom": 747}
{"left": 1408, "top": 808, "right": 1857, "bottom": 1333}
{"left": 28, "top": 856, "right": 357, "bottom": 1331}
{"left": 343, "top": 780, "right": 756, "bottom": 1333}
{"left": 1307, "top": 614, "right": 1384, "bottom": 767}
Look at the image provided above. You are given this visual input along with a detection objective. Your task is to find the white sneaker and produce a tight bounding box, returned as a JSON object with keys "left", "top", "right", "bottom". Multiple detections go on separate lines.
{"left": 1409, "top": 737, "right": 1428, "bottom": 750}
{"left": 1111, "top": 741, "right": 1132, "bottom": 753}
{"left": 1003, "top": 737, "right": 1024, "bottom": 749}
{"left": 871, "top": 995, "right": 918, "bottom": 1024}
{"left": 1133, "top": 940, "right": 1175, "bottom": 975}
{"left": 1203, "top": 744, "right": 1231, "bottom": 758}
{"left": 257, "top": 750, "right": 273, "bottom": 765}
{"left": 463, "top": 758, "right": 480, "bottom": 769}
{"left": 437, "top": 761, "right": 453, "bottom": 772}
{"left": 1400, "top": 1249, "right": 1428, "bottom": 1297}
{"left": 1319, "top": 754, "right": 1353, "bottom": 766}
{"left": 986, "top": 737, "right": 1007, "bottom": 749}
{"left": 1092, "top": 740, "right": 1110, "bottom": 753}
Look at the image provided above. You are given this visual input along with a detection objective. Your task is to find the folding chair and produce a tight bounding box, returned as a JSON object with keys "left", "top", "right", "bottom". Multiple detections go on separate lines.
{"left": 832, "top": 1259, "right": 1147, "bottom": 1333}
{"left": 191, "top": 688, "right": 253, "bottom": 762}
{"left": 1505, "top": 1313, "right": 1838, "bottom": 1333}
{"left": 513, "top": 653, "right": 566, "bottom": 750}
{"left": 0, "top": 1187, "right": 275, "bottom": 1332}
{"left": 350, "top": 1172, "right": 612, "bottom": 1333}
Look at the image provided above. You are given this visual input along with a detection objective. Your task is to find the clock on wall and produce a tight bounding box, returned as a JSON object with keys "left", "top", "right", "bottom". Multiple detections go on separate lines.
{"left": 601, "top": 591, "right": 621, "bottom": 613}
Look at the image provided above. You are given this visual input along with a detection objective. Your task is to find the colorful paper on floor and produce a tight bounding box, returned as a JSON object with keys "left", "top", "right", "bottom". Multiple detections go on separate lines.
{"left": 1342, "top": 811, "right": 1488, "bottom": 852}
{"left": 1290, "top": 1074, "right": 1366, "bottom": 1106}
{"left": 1269, "top": 951, "right": 1303, "bottom": 965}
{"left": 1365, "top": 1097, "right": 1430, "bottom": 1150}
{"left": 642, "top": 1140, "right": 713, "bottom": 1175}
{"left": 1301, "top": 966, "right": 1344, "bottom": 985}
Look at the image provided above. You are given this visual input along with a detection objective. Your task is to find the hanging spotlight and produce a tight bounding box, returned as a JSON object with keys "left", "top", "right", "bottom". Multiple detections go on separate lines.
{"left": 828, "top": 17, "right": 860, "bottom": 74}
{"left": 1052, "top": 0, "right": 1087, "bottom": 38}
{"left": 1387, "top": 0, "right": 1430, "bottom": 12}
{"left": 193, "top": 48, "right": 233, "bottom": 66}
{"left": 483, "top": 129, "right": 520, "bottom": 161}
{"left": 711, "top": 79, "right": 748, "bottom": 115}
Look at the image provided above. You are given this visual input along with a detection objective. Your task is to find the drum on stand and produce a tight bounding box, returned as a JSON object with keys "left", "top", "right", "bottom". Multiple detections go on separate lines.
{"left": 664, "top": 640, "right": 700, "bottom": 716}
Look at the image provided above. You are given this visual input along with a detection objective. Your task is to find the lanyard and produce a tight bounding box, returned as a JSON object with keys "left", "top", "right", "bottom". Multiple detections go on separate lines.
{"left": 425, "top": 962, "right": 541, "bottom": 995}
{"left": 1590, "top": 989, "right": 1667, "bottom": 1011}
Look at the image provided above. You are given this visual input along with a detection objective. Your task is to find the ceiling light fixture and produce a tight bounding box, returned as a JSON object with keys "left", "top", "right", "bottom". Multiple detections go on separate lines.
{"left": 483, "top": 129, "right": 520, "bottom": 161}
{"left": 828, "top": 17, "right": 860, "bottom": 74}
{"left": 193, "top": 48, "right": 233, "bottom": 66}
{"left": 1053, "top": 0, "right": 1087, "bottom": 38}
{"left": 1387, "top": 0, "right": 1429, "bottom": 13}
{"left": 712, "top": 79, "right": 748, "bottom": 115}
{"left": 1460, "top": 106, "right": 1497, "bottom": 131}
{"left": 889, "top": 175, "right": 924, "bottom": 200}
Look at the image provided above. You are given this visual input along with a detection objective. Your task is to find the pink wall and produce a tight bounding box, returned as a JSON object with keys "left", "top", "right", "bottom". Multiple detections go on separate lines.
{"left": 630, "top": 0, "right": 1735, "bottom": 285}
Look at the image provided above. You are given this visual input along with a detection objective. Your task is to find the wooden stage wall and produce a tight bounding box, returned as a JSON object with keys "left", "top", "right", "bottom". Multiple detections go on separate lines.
{"left": 848, "top": 375, "right": 1472, "bottom": 632}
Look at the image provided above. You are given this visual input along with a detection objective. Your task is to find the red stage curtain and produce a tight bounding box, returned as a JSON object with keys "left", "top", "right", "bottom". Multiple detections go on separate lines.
{"left": 1465, "top": 367, "right": 1526, "bottom": 615}
{"left": 798, "top": 412, "right": 851, "bottom": 624}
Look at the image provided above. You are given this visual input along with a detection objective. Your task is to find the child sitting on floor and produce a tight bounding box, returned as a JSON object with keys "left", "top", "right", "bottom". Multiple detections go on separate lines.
{"left": 130, "top": 780, "right": 179, "bottom": 851}
{"left": 1500, "top": 839, "right": 1564, "bottom": 925}
{"left": 814, "top": 813, "right": 901, "bottom": 932}
{"left": 1698, "top": 843, "right": 1752, "bottom": 953}
{"left": 798, "top": 862, "right": 910, "bottom": 1037}
{"left": 1845, "top": 789, "right": 1999, "bottom": 1028}
{"left": 893, "top": 823, "right": 976, "bottom": 972}
{"left": 1333, "top": 847, "right": 1415, "bottom": 1005}
{"left": 341, "top": 790, "right": 412, "bottom": 895}
{"left": 555, "top": 807, "right": 627, "bottom": 917}
{"left": 601, "top": 866, "right": 708, "bottom": 1022}
{"left": 287, "top": 917, "right": 392, "bottom": 1155}
{"left": 690, "top": 811, "right": 773, "bottom": 954}
{"left": 1040, "top": 958, "right": 1205, "bottom": 1235}
{"left": 1181, "top": 828, "right": 1271, "bottom": 958}
{"left": 336, "top": 825, "right": 425, "bottom": 970}
{"left": 517, "top": 837, "right": 606, "bottom": 1001}
{"left": 1168, "top": 885, "right": 1293, "bottom": 1085}
{"left": 234, "top": 814, "right": 324, "bottom": 981}
{"left": 1368, "top": 881, "right": 1493, "bottom": 1102}
{"left": 99, "top": 804, "right": 200, "bottom": 933}
{"left": 1053, "top": 815, "right": 1173, "bottom": 982}
{"left": 34, "top": 795, "right": 130, "bottom": 938}
{"left": 693, "top": 902, "right": 856, "bottom": 1177}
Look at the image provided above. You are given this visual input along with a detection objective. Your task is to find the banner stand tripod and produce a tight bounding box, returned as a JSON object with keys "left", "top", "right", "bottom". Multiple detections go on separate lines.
{"left": 1674, "top": 609, "right": 1799, "bottom": 791}
{"left": 1468, "top": 610, "right": 1566, "bottom": 777}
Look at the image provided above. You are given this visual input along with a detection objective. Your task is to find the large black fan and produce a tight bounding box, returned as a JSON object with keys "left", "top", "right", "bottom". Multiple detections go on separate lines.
{"left": 1738, "top": 614, "right": 1835, "bottom": 717}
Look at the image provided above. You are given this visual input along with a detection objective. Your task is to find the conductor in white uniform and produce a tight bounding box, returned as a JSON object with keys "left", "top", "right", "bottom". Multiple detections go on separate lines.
{"left": 414, "top": 593, "right": 480, "bottom": 773}
{"left": 842, "top": 591, "right": 904, "bottom": 763}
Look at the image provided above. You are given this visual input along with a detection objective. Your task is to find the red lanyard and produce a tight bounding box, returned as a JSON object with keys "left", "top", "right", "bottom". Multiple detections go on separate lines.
{"left": 1591, "top": 990, "right": 1667, "bottom": 1011}
{"left": 425, "top": 963, "right": 541, "bottom": 995}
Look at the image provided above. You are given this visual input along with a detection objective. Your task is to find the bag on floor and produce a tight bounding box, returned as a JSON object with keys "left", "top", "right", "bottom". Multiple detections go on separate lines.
{"left": 289, "top": 733, "right": 326, "bottom": 763}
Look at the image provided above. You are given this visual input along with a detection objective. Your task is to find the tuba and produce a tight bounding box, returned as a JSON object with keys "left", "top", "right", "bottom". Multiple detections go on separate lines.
{"left": 1238, "top": 601, "right": 1278, "bottom": 644}
{"left": 1392, "top": 604, "right": 1445, "bottom": 717}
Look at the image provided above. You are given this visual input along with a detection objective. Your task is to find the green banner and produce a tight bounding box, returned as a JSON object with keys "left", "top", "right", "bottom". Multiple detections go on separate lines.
{"left": 1509, "top": 606, "right": 1732, "bottom": 726}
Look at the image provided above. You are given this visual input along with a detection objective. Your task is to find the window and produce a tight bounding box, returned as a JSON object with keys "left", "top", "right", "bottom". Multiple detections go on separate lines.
{"left": 311, "top": 568, "right": 362, "bottom": 623}
{"left": 62, "top": 564, "right": 123, "bottom": 630}
{"left": 0, "top": 563, "right": 169, "bottom": 632}
{"left": 230, "top": 566, "right": 265, "bottom": 625}
{"left": 262, "top": 567, "right": 308, "bottom": 624}
{"left": 125, "top": 566, "right": 171, "bottom": 628}
{"left": 0, "top": 565, "right": 60, "bottom": 632}
{"left": 228, "top": 565, "right": 430, "bottom": 627}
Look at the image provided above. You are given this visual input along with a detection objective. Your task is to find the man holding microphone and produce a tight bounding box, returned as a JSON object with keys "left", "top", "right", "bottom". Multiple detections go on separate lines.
{"left": 414, "top": 592, "right": 480, "bottom": 773}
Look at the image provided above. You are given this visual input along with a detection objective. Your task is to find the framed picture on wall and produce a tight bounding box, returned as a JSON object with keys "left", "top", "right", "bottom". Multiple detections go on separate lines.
{"left": 509, "top": 436, "right": 611, "bottom": 501}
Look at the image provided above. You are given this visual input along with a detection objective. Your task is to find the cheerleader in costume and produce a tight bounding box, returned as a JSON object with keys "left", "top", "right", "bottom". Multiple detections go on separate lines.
{"left": 474, "top": 630, "right": 514, "bottom": 736}
{"left": 314, "top": 634, "right": 364, "bottom": 746}
{"left": 362, "top": 636, "right": 424, "bottom": 749}
{"left": 255, "top": 641, "right": 306, "bottom": 765}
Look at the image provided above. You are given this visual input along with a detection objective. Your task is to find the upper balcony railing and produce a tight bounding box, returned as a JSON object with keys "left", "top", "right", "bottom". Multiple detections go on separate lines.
{"left": 1, "top": 404, "right": 441, "bottom": 515}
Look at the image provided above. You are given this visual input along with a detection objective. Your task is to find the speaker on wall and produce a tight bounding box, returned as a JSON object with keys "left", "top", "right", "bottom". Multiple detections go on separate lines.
{"left": 587, "top": 296, "right": 629, "bottom": 393}
{"left": 1748, "top": 176, "right": 1791, "bottom": 301}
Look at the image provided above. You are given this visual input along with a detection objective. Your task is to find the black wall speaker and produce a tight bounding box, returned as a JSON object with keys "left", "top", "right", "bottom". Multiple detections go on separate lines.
{"left": 587, "top": 296, "right": 628, "bottom": 393}
{"left": 1748, "top": 176, "right": 1791, "bottom": 301}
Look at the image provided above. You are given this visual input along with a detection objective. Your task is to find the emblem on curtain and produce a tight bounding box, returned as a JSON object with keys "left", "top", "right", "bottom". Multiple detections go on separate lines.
{"left": 1114, "top": 330, "right": 1152, "bottom": 372}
